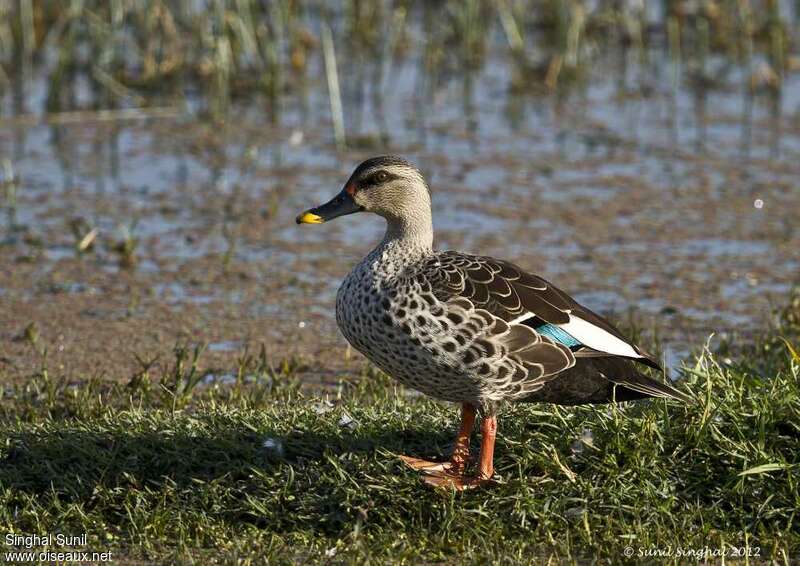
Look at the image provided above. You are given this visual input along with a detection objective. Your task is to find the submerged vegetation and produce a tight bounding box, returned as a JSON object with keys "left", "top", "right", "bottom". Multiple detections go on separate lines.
{"left": 0, "top": 295, "right": 798, "bottom": 562}
{"left": 1, "top": 0, "right": 797, "bottom": 124}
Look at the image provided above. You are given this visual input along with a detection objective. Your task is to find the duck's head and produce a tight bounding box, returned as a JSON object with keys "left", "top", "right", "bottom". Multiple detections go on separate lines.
{"left": 296, "top": 156, "right": 430, "bottom": 226}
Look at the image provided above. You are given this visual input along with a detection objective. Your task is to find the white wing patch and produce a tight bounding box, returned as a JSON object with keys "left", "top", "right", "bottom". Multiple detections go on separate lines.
{"left": 509, "top": 312, "right": 535, "bottom": 325}
{"left": 556, "top": 315, "right": 642, "bottom": 359}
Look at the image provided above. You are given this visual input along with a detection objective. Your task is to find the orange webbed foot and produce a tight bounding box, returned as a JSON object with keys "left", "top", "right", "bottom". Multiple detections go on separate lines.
{"left": 398, "top": 454, "right": 464, "bottom": 475}
{"left": 421, "top": 472, "right": 497, "bottom": 491}
{"left": 417, "top": 412, "right": 499, "bottom": 492}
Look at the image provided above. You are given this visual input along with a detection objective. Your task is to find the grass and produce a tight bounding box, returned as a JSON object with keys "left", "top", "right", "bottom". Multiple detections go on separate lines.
{"left": 0, "top": 298, "right": 798, "bottom": 563}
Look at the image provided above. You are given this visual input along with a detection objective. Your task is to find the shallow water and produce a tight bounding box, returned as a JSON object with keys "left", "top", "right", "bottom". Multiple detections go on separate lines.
{"left": 1, "top": 5, "right": 798, "bottom": 384}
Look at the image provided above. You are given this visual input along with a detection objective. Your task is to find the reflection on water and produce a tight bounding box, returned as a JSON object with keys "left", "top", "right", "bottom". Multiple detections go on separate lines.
{"left": 0, "top": 2, "right": 798, "bottom": 381}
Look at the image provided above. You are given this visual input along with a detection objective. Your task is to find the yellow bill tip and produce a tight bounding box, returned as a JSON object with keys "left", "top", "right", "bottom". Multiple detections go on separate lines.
{"left": 296, "top": 211, "right": 324, "bottom": 224}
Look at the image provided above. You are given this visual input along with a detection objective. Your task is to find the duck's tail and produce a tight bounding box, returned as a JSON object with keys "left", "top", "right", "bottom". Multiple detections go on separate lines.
{"left": 595, "top": 357, "right": 692, "bottom": 403}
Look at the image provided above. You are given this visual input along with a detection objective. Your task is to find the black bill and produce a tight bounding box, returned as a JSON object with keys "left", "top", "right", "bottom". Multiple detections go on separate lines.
{"left": 295, "top": 190, "right": 362, "bottom": 224}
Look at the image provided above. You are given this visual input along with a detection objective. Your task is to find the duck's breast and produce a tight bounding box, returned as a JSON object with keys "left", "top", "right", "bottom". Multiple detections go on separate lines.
{"left": 335, "top": 261, "right": 380, "bottom": 351}
{"left": 334, "top": 262, "right": 485, "bottom": 402}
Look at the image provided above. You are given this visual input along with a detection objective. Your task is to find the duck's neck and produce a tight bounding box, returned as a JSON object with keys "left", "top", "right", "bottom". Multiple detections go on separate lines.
{"left": 371, "top": 209, "right": 434, "bottom": 268}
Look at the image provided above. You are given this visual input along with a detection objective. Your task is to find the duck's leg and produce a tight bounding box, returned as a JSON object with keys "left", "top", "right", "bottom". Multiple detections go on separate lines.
{"left": 423, "top": 414, "right": 497, "bottom": 490}
{"left": 399, "top": 403, "right": 476, "bottom": 474}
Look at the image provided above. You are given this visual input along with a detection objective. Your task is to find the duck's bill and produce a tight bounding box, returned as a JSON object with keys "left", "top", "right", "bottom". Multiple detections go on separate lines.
{"left": 295, "top": 190, "right": 362, "bottom": 224}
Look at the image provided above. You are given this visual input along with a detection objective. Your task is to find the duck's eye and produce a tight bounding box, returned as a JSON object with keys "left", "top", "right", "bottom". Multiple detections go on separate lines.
{"left": 375, "top": 171, "right": 388, "bottom": 182}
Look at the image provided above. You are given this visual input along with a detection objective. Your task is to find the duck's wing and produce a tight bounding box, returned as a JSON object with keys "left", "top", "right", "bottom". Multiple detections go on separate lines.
{"left": 424, "top": 251, "right": 661, "bottom": 370}
{"left": 407, "top": 256, "right": 572, "bottom": 390}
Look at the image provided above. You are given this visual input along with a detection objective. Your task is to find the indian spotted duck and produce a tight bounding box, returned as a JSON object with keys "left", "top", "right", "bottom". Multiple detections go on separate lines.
{"left": 296, "top": 155, "right": 690, "bottom": 490}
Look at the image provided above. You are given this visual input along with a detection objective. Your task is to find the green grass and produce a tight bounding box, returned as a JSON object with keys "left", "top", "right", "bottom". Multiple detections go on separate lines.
{"left": 1, "top": 301, "right": 799, "bottom": 563}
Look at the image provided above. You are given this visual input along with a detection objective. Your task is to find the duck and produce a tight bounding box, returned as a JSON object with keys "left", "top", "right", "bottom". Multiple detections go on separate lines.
{"left": 296, "top": 155, "right": 690, "bottom": 490}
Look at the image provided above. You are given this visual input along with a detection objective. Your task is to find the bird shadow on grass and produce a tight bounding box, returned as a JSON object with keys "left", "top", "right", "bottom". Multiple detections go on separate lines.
{"left": 0, "top": 420, "right": 456, "bottom": 527}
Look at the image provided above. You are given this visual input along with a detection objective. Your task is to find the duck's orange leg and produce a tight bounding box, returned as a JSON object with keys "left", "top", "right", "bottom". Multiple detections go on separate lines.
{"left": 399, "top": 403, "right": 476, "bottom": 474}
{"left": 423, "top": 414, "right": 498, "bottom": 490}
